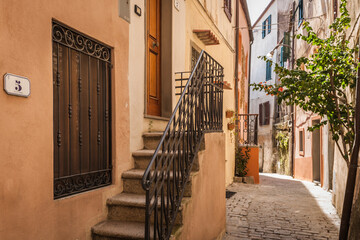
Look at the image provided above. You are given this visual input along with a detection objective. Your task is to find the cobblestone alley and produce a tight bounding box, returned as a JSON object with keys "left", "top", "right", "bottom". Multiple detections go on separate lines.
{"left": 224, "top": 173, "right": 340, "bottom": 240}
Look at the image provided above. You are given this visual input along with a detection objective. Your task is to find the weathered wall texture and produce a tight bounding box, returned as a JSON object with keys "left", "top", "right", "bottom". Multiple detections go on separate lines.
{"left": 180, "top": 132, "right": 226, "bottom": 240}
{"left": 0, "top": 1, "right": 129, "bottom": 239}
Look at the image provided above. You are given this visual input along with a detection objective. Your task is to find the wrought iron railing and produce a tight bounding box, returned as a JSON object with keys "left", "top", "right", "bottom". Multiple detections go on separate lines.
{"left": 236, "top": 114, "right": 258, "bottom": 145}
{"left": 141, "top": 51, "right": 223, "bottom": 240}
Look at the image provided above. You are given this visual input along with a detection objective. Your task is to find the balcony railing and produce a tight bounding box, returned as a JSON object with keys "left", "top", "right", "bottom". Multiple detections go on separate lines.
{"left": 236, "top": 114, "right": 258, "bottom": 146}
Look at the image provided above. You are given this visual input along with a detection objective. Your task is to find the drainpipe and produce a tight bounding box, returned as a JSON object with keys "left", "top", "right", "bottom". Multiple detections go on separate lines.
{"left": 234, "top": 0, "right": 239, "bottom": 146}
{"left": 235, "top": 0, "right": 239, "bottom": 116}
{"left": 248, "top": 41, "right": 253, "bottom": 115}
{"left": 290, "top": 1, "right": 296, "bottom": 178}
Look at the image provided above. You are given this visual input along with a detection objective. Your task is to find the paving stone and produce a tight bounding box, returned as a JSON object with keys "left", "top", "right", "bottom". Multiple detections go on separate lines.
{"left": 223, "top": 173, "right": 340, "bottom": 239}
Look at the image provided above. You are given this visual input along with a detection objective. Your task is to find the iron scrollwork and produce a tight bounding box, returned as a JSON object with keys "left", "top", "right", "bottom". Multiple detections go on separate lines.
{"left": 54, "top": 170, "right": 111, "bottom": 199}
{"left": 52, "top": 22, "right": 111, "bottom": 63}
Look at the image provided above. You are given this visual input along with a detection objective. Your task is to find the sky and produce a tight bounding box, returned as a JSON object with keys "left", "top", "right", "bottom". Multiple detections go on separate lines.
{"left": 246, "top": 0, "right": 272, "bottom": 25}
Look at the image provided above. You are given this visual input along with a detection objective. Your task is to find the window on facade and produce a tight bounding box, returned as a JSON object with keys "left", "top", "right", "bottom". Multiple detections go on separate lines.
{"left": 259, "top": 101, "right": 270, "bottom": 126}
{"left": 266, "top": 61, "right": 272, "bottom": 81}
{"left": 299, "top": 129, "right": 304, "bottom": 155}
{"left": 191, "top": 47, "right": 200, "bottom": 70}
{"left": 262, "top": 15, "right": 271, "bottom": 39}
{"left": 267, "top": 15, "right": 272, "bottom": 33}
{"left": 52, "top": 21, "right": 112, "bottom": 199}
{"left": 224, "top": 0, "right": 232, "bottom": 21}
{"left": 298, "top": 0, "right": 304, "bottom": 25}
{"left": 334, "top": 0, "right": 338, "bottom": 19}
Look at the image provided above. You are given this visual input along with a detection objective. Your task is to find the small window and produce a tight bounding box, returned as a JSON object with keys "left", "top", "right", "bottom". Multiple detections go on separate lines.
{"left": 262, "top": 15, "right": 271, "bottom": 38}
{"left": 259, "top": 101, "right": 270, "bottom": 126}
{"left": 191, "top": 47, "right": 200, "bottom": 70}
{"left": 267, "top": 15, "right": 272, "bottom": 34}
{"left": 262, "top": 21, "right": 266, "bottom": 39}
{"left": 298, "top": 0, "right": 304, "bottom": 25}
{"left": 333, "top": 0, "right": 338, "bottom": 19}
{"left": 224, "top": 0, "right": 232, "bottom": 21}
{"left": 266, "top": 61, "right": 271, "bottom": 81}
{"left": 299, "top": 129, "right": 305, "bottom": 155}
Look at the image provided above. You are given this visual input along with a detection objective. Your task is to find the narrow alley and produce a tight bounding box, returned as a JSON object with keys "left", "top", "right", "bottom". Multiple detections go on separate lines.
{"left": 224, "top": 174, "right": 340, "bottom": 240}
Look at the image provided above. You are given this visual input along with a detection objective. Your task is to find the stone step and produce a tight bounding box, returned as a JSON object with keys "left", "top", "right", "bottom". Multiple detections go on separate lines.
{"left": 92, "top": 220, "right": 149, "bottom": 240}
{"left": 122, "top": 169, "right": 193, "bottom": 197}
{"left": 92, "top": 220, "right": 182, "bottom": 240}
{"left": 142, "top": 132, "right": 205, "bottom": 152}
{"left": 107, "top": 193, "right": 184, "bottom": 225}
{"left": 132, "top": 149, "right": 199, "bottom": 171}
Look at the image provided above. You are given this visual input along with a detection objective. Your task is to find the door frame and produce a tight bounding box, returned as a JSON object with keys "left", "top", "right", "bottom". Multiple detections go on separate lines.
{"left": 311, "top": 116, "right": 323, "bottom": 186}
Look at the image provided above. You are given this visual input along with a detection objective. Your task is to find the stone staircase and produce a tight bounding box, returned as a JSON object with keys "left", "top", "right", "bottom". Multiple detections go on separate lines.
{"left": 91, "top": 132, "right": 201, "bottom": 240}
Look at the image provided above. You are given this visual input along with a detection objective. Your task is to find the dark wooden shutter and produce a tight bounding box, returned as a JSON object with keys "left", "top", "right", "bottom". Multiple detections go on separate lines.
{"left": 259, "top": 103, "right": 263, "bottom": 126}
{"left": 264, "top": 101, "right": 270, "bottom": 125}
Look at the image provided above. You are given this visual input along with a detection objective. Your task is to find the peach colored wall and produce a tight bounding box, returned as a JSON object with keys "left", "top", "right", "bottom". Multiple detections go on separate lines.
{"left": 294, "top": 157, "right": 313, "bottom": 182}
{"left": 240, "top": 146, "right": 259, "bottom": 184}
{"left": 0, "top": 1, "right": 129, "bottom": 239}
{"left": 181, "top": 132, "right": 226, "bottom": 240}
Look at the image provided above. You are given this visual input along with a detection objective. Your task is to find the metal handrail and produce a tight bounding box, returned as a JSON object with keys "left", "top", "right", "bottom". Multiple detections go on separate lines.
{"left": 141, "top": 50, "right": 224, "bottom": 239}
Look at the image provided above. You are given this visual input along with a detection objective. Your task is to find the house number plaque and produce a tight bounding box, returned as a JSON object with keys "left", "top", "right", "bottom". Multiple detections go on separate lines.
{"left": 4, "top": 73, "right": 30, "bottom": 97}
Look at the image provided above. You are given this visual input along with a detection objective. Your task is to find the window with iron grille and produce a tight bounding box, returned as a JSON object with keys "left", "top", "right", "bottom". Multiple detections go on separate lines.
{"left": 191, "top": 47, "right": 200, "bottom": 70}
{"left": 224, "top": 0, "right": 232, "bottom": 21}
{"left": 52, "top": 21, "right": 112, "bottom": 199}
{"left": 259, "top": 101, "right": 270, "bottom": 126}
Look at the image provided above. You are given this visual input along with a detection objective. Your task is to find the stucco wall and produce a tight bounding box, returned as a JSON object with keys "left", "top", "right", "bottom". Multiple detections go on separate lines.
{"left": 180, "top": 132, "right": 226, "bottom": 240}
{"left": 185, "top": 0, "right": 237, "bottom": 186}
{"left": 0, "top": 1, "right": 129, "bottom": 239}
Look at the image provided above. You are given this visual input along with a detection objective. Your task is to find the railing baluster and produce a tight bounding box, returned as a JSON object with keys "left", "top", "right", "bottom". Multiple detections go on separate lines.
{"left": 142, "top": 51, "right": 224, "bottom": 240}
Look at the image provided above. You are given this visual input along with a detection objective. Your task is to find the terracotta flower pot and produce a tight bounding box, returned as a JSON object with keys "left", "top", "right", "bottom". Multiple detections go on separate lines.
{"left": 226, "top": 110, "right": 234, "bottom": 118}
{"left": 228, "top": 122, "right": 235, "bottom": 130}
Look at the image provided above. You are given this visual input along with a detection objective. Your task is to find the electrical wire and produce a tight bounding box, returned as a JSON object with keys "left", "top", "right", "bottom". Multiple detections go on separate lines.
{"left": 239, "top": 14, "right": 326, "bottom": 31}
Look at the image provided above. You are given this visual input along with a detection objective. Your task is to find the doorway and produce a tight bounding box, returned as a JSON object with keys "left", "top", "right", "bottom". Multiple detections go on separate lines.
{"left": 146, "top": 0, "right": 161, "bottom": 116}
{"left": 312, "top": 119, "right": 321, "bottom": 183}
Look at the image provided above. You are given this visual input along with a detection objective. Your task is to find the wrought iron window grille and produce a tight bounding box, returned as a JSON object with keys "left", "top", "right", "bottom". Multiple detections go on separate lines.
{"left": 52, "top": 20, "right": 112, "bottom": 199}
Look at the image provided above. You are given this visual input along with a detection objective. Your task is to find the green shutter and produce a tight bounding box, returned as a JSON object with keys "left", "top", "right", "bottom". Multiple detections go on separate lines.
{"left": 283, "top": 32, "right": 291, "bottom": 61}
{"left": 268, "top": 15, "right": 271, "bottom": 34}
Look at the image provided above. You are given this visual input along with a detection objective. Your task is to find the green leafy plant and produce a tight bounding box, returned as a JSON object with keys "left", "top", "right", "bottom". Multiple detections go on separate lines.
{"left": 251, "top": 0, "right": 359, "bottom": 237}
{"left": 235, "top": 146, "right": 250, "bottom": 177}
{"left": 275, "top": 131, "right": 289, "bottom": 174}
{"left": 251, "top": 0, "right": 358, "bottom": 163}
